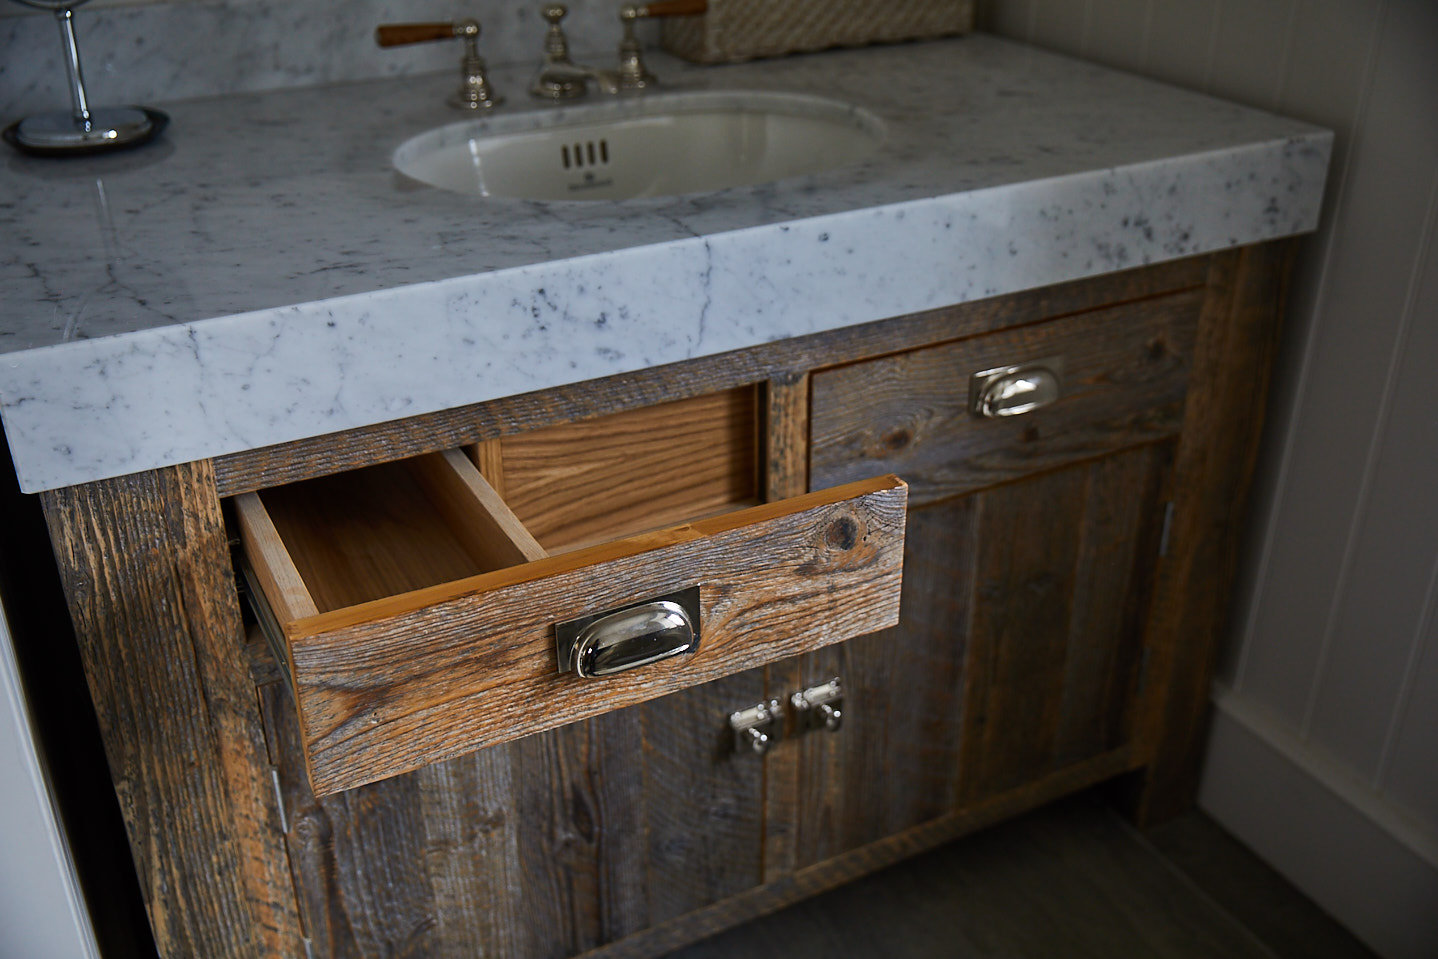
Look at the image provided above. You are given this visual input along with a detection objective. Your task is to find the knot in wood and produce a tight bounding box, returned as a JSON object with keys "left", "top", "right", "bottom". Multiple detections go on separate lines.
{"left": 882, "top": 427, "right": 912, "bottom": 452}
{"left": 824, "top": 515, "right": 860, "bottom": 551}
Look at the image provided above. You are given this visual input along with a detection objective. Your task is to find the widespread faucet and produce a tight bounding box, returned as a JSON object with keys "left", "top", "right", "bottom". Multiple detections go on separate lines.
{"left": 530, "top": 1, "right": 705, "bottom": 99}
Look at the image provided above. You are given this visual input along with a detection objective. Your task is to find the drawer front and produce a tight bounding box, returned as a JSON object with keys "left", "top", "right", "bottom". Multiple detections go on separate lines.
{"left": 241, "top": 473, "right": 906, "bottom": 795}
{"left": 809, "top": 290, "right": 1201, "bottom": 505}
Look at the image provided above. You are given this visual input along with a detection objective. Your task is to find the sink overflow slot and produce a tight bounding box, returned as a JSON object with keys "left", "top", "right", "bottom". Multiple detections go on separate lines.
{"left": 562, "top": 139, "right": 610, "bottom": 170}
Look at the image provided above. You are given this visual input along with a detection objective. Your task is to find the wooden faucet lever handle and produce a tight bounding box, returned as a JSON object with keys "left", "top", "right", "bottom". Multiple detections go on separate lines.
{"left": 375, "top": 22, "right": 458, "bottom": 47}
{"left": 636, "top": 0, "right": 707, "bottom": 17}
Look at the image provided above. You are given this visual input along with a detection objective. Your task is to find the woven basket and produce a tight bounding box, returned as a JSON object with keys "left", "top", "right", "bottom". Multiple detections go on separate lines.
{"left": 660, "top": 0, "right": 974, "bottom": 64}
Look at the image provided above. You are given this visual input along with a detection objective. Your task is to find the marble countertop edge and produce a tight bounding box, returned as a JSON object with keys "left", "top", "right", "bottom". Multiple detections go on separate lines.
{"left": 0, "top": 126, "right": 1331, "bottom": 494}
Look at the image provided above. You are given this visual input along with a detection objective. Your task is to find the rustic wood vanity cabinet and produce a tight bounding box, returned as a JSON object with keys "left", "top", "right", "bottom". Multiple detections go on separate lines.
{"left": 37, "top": 243, "right": 1291, "bottom": 959}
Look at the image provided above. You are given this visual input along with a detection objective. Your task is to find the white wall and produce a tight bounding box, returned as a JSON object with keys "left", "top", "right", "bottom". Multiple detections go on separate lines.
{"left": 981, "top": 2, "right": 1438, "bottom": 957}
{"left": 0, "top": 589, "right": 101, "bottom": 959}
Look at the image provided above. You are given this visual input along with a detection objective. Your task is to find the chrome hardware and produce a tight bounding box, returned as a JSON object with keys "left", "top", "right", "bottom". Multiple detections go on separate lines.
{"left": 969, "top": 356, "right": 1064, "bottom": 418}
{"left": 614, "top": 4, "right": 657, "bottom": 91}
{"left": 376, "top": 18, "right": 502, "bottom": 110}
{"left": 531, "top": 4, "right": 588, "bottom": 99}
{"left": 450, "top": 19, "right": 503, "bottom": 110}
{"left": 729, "top": 699, "right": 782, "bottom": 755}
{"left": 527, "top": 1, "right": 665, "bottom": 99}
{"left": 5, "top": 0, "right": 163, "bottom": 155}
{"left": 556, "top": 586, "right": 700, "bottom": 678}
{"left": 791, "top": 677, "right": 844, "bottom": 733}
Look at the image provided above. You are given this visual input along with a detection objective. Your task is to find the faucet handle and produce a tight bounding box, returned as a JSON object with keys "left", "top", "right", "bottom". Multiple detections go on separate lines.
{"left": 615, "top": 4, "right": 656, "bottom": 90}
{"left": 629, "top": 0, "right": 708, "bottom": 15}
{"left": 376, "top": 18, "right": 503, "bottom": 110}
{"left": 376, "top": 20, "right": 467, "bottom": 47}
{"left": 610, "top": 1, "right": 705, "bottom": 90}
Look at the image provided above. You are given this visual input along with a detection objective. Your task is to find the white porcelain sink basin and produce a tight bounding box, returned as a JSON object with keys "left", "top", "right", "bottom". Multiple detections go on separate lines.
{"left": 393, "top": 91, "right": 884, "bottom": 202}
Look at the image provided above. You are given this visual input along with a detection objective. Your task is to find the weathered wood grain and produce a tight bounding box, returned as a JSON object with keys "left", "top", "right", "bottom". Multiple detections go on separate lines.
{"left": 40, "top": 463, "right": 303, "bottom": 959}
{"left": 1122, "top": 241, "right": 1296, "bottom": 825}
{"left": 640, "top": 670, "right": 766, "bottom": 924}
{"left": 956, "top": 449, "right": 1164, "bottom": 802}
{"left": 498, "top": 385, "right": 760, "bottom": 552}
{"left": 760, "top": 371, "right": 811, "bottom": 882}
{"left": 212, "top": 258, "right": 1208, "bottom": 497}
{"left": 411, "top": 448, "right": 548, "bottom": 566}
{"left": 809, "top": 290, "right": 1200, "bottom": 504}
{"left": 1053, "top": 444, "right": 1169, "bottom": 767}
{"left": 469, "top": 437, "right": 507, "bottom": 497}
{"left": 791, "top": 494, "right": 978, "bottom": 869}
{"left": 253, "top": 456, "right": 496, "bottom": 612}
{"left": 263, "top": 476, "right": 906, "bottom": 794}
{"left": 576, "top": 747, "right": 1138, "bottom": 959}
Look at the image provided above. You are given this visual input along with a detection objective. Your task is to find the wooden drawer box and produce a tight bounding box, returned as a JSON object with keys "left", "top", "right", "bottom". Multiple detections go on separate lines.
{"left": 234, "top": 389, "right": 907, "bottom": 795}
{"left": 809, "top": 289, "right": 1202, "bottom": 504}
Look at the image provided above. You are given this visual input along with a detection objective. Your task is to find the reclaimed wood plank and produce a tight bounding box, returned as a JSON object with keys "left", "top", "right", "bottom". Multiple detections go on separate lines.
{"left": 958, "top": 468, "right": 1088, "bottom": 801}
{"left": 41, "top": 463, "right": 304, "bottom": 959}
{"left": 809, "top": 290, "right": 1201, "bottom": 504}
{"left": 1122, "top": 241, "right": 1297, "bottom": 825}
{"left": 760, "top": 371, "right": 811, "bottom": 882}
{"left": 643, "top": 670, "right": 766, "bottom": 923}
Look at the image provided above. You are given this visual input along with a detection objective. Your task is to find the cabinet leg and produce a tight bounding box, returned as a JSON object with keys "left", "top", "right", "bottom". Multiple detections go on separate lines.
{"left": 41, "top": 461, "right": 305, "bottom": 958}
{"left": 1121, "top": 241, "right": 1296, "bottom": 827}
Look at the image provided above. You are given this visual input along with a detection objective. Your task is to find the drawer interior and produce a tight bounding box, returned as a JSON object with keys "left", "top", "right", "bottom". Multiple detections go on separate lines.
{"left": 484, "top": 384, "right": 760, "bottom": 553}
{"left": 236, "top": 385, "right": 761, "bottom": 616}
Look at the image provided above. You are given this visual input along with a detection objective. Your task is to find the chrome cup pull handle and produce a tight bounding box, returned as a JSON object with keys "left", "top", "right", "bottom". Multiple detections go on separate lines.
{"left": 969, "top": 356, "right": 1065, "bottom": 418}
{"left": 556, "top": 587, "right": 701, "bottom": 679}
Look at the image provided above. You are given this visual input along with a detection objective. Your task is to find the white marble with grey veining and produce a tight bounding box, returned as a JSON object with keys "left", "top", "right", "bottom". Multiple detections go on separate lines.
{"left": 0, "top": 35, "right": 1331, "bottom": 492}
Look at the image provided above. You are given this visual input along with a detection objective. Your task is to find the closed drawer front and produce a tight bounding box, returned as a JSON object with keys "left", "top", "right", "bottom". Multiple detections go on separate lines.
{"left": 236, "top": 390, "right": 906, "bottom": 796}
{"left": 809, "top": 289, "right": 1202, "bottom": 505}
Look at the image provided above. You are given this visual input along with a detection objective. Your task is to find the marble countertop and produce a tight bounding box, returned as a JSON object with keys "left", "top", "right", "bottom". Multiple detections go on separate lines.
{"left": 0, "top": 35, "right": 1330, "bottom": 493}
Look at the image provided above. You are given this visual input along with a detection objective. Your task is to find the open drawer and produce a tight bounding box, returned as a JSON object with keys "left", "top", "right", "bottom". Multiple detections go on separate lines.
{"left": 234, "top": 393, "right": 906, "bottom": 795}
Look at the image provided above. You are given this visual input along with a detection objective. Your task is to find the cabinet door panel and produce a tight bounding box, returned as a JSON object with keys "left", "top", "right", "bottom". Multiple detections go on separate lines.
{"left": 784, "top": 444, "right": 1170, "bottom": 870}
{"left": 959, "top": 444, "right": 1167, "bottom": 799}
{"left": 262, "top": 666, "right": 768, "bottom": 957}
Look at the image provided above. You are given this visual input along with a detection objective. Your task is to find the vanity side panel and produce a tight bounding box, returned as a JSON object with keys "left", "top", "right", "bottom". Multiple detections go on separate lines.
{"left": 40, "top": 463, "right": 303, "bottom": 959}
{"left": 1120, "top": 240, "right": 1298, "bottom": 825}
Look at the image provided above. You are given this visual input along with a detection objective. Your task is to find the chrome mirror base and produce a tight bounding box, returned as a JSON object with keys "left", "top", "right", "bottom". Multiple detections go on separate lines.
{"left": 4, "top": 107, "right": 167, "bottom": 156}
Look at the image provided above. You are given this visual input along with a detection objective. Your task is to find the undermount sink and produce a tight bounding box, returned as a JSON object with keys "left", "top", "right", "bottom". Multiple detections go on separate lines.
{"left": 392, "top": 91, "right": 885, "bottom": 202}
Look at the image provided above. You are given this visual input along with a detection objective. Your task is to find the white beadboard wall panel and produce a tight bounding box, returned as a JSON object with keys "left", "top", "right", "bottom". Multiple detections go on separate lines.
{"left": 1142, "top": 0, "right": 1222, "bottom": 90}
{"left": 1231, "top": 5, "right": 1432, "bottom": 730}
{"left": 1217, "top": 0, "right": 1385, "bottom": 688}
{"left": 1279, "top": 0, "right": 1385, "bottom": 127}
{"left": 1029, "top": 0, "right": 1091, "bottom": 56}
{"left": 1384, "top": 580, "right": 1438, "bottom": 829}
{"left": 1308, "top": 162, "right": 1438, "bottom": 778}
{"left": 981, "top": 0, "right": 1037, "bottom": 39}
{"left": 1081, "top": 0, "right": 1154, "bottom": 75}
{"left": 1206, "top": 0, "right": 1297, "bottom": 110}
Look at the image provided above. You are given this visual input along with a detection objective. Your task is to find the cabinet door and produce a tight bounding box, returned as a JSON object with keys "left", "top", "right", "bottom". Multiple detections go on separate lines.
{"left": 261, "top": 665, "right": 770, "bottom": 958}
{"left": 771, "top": 446, "right": 1171, "bottom": 868}
{"left": 779, "top": 293, "right": 1196, "bottom": 868}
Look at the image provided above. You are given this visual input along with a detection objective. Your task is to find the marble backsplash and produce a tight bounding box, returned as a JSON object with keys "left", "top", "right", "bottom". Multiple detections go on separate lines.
{"left": 0, "top": 0, "right": 659, "bottom": 119}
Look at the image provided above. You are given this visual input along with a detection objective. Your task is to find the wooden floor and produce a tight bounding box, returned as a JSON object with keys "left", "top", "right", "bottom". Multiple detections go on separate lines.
{"left": 664, "top": 793, "right": 1377, "bottom": 959}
